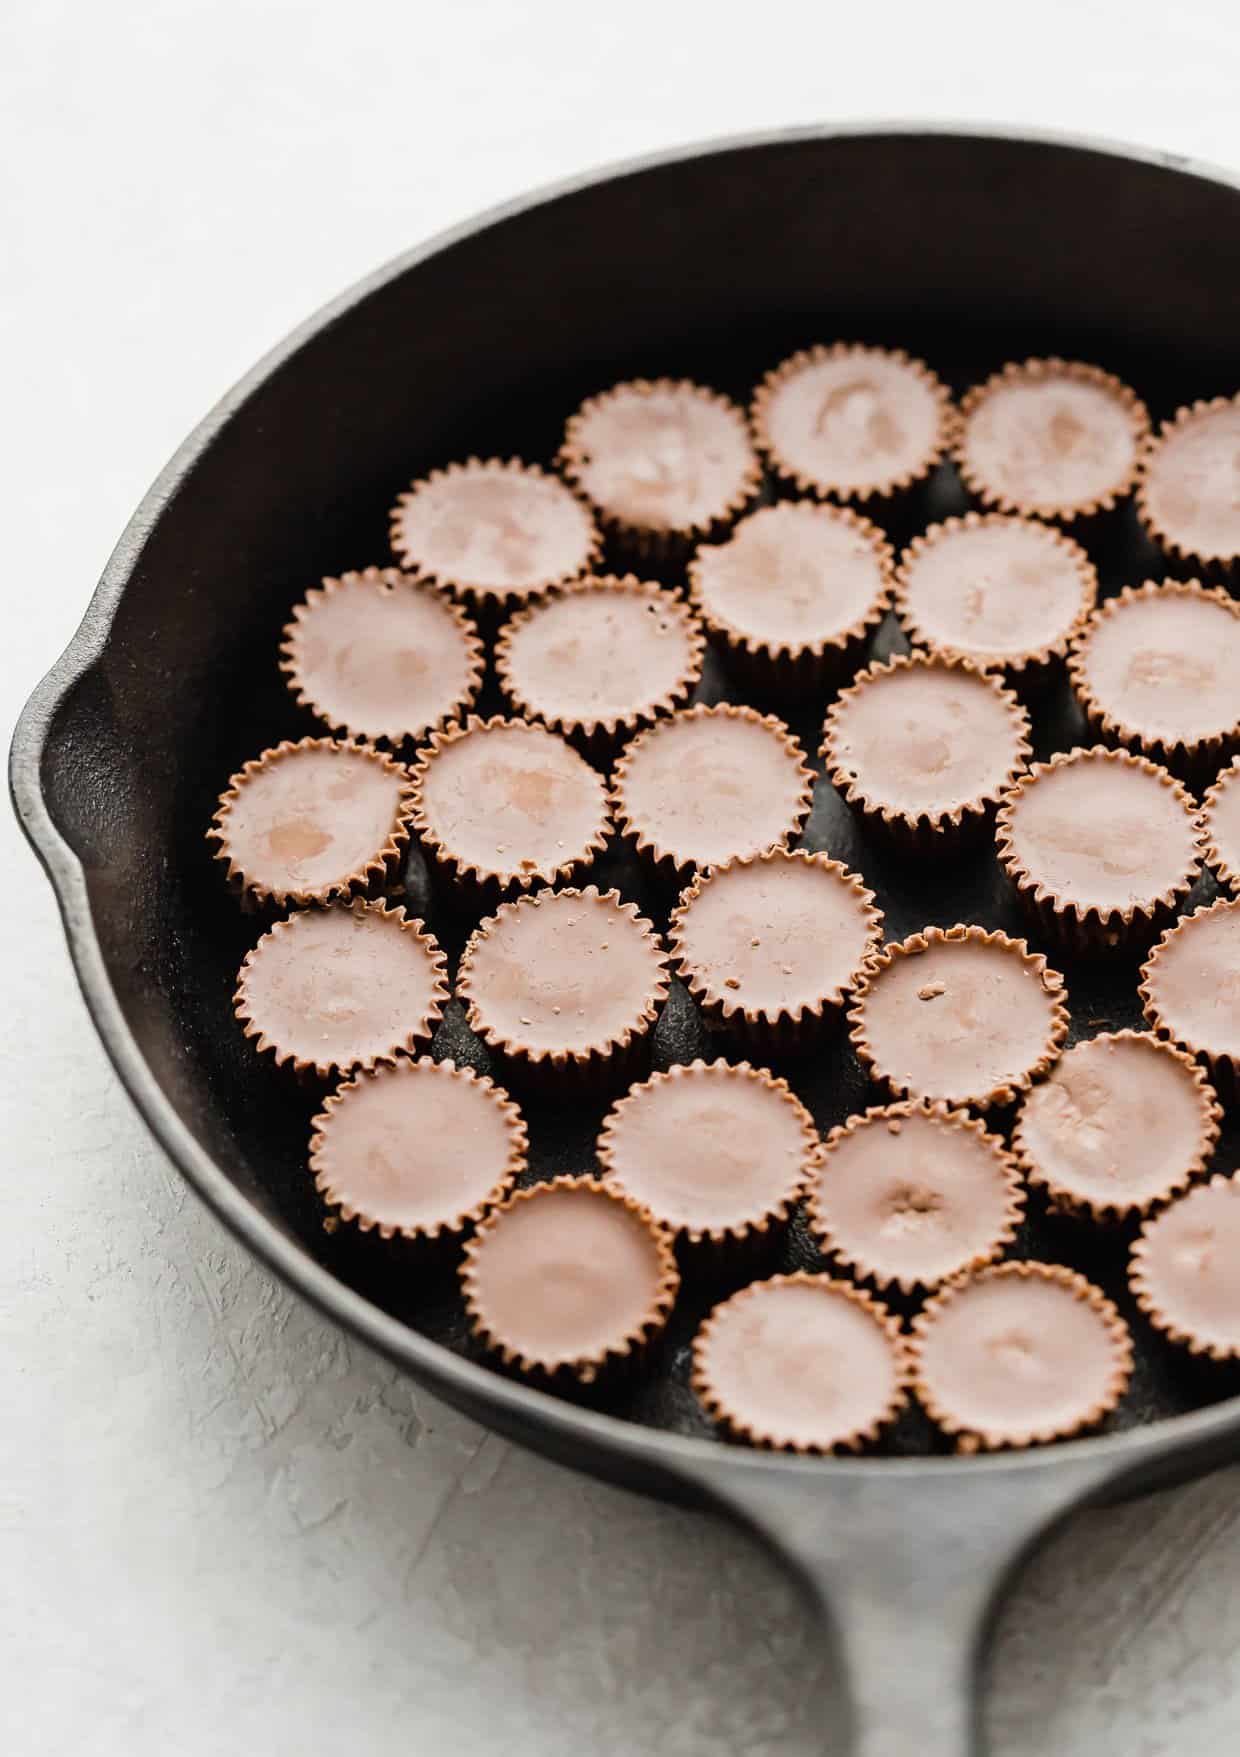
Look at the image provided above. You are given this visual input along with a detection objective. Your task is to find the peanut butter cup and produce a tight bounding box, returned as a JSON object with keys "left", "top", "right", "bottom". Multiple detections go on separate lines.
{"left": 494, "top": 575, "right": 704, "bottom": 760}
{"left": 995, "top": 746, "right": 1204, "bottom": 953}
{"left": 279, "top": 567, "right": 483, "bottom": 744}
{"left": 611, "top": 703, "right": 814, "bottom": 881}
{"left": 1013, "top": 1030, "right": 1221, "bottom": 1221}
{"left": 310, "top": 1057, "right": 527, "bottom": 1241}
{"left": 809, "top": 1103, "right": 1024, "bottom": 1294}
{"left": 692, "top": 1273, "right": 908, "bottom": 1453}
{"left": 208, "top": 737, "right": 414, "bottom": 909}
{"left": 409, "top": 716, "right": 610, "bottom": 902}
{"left": 1068, "top": 580, "right": 1240, "bottom": 781}
{"left": 1140, "top": 897, "right": 1240, "bottom": 1099}
{"left": 596, "top": 1059, "right": 819, "bottom": 1248}
{"left": 234, "top": 900, "right": 449, "bottom": 1078}
{"left": 389, "top": 457, "right": 599, "bottom": 612}
{"left": 1138, "top": 395, "right": 1240, "bottom": 580}
{"left": 910, "top": 1262, "right": 1133, "bottom": 1450}
{"left": 821, "top": 652, "right": 1032, "bottom": 854}
{"left": 1202, "top": 759, "right": 1240, "bottom": 894}
{"left": 456, "top": 886, "right": 669, "bottom": 1087}
{"left": 847, "top": 925, "right": 1069, "bottom": 1109}
{"left": 461, "top": 1176, "right": 679, "bottom": 1384}
{"left": 1131, "top": 1174, "right": 1240, "bottom": 1359}
{"left": 894, "top": 513, "right": 1097, "bottom": 688}
{"left": 955, "top": 358, "right": 1149, "bottom": 525}
{"left": 687, "top": 501, "right": 894, "bottom": 694}
{"left": 559, "top": 379, "right": 759, "bottom": 557}
{"left": 669, "top": 849, "right": 882, "bottom": 1050}
{"left": 751, "top": 343, "right": 952, "bottom": 508}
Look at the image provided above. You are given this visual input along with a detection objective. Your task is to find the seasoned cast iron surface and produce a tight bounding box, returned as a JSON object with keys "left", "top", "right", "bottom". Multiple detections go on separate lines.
{"left": 179, "top": 328, "right": 1240, "bottom": 1456}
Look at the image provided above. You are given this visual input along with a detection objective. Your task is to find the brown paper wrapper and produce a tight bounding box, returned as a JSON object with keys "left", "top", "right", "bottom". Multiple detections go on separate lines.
{"left": 279, "top": 566, "right": 484, "bottom": 746}
{"left": 1201, "top": 758, "right": 1240, "bottom": 895}
{"left": 456, "top": 885, "right": 670, "bottom": 1093}
{"left": 596, "top": 1058, "right": 819, "bottom": 1268}
{"left": 691, "top": 1272, "right": 909, "bottom": 1453}
{"left": 407, "top": 714, "right": 612, "bottom": 912}
{"left": 310, "top": 1056, "right": 527, "bottom": 1251}
{"left": 1136, "top": 396, "right": 1240, "bottom": 585}
{"left": 610, "top": 702, "right": 815, "bottom": 886}
{"left": 847, "top": 924, "right": 1070, "bottom": 1109}
{"left": 233, "top": 899, "right": 449, "bottom": 1081}
{"left": 909, "top": 1261, "right": 1133, "bottom": 1451}
{"left": 559, "top": 378, "right": 760, "bottom": 564}
{"left": 1139, "top": 896, "right": 1240, "bottom": 1104}
{"left": 994, "top": 745, "right": 1206, "bottom": 955}
{"left": 1130, "top": 1173, "right": 1240, "bottom": 1360}
{"left": 493, "top": 575, "right": 705, "bottom": 765}
{"left": 954, "top": 357, "right": 1150, "bottom": 531}
{"left": 1011, "top": 1029, "right": 1221, "bottom": 1223}
{"left": 207, "top": 737, "right": 415, "bottom": 910}
{"left": 388, "top": 457, "right": 601, "bottom": 621}
{"left": 894, "top": 512, "right": 1097, "bottom": 694}
{"left": 668, "top": 848, "right": 883, "bottom": 1052}
{"left": 687, "top": 501, "right": 895, "bottom": 697}
{"left": 808, "top": 1100, "right": 1025, "bottom": 1294}
{"left": 460, "top": 1175, "right": 679, "bottom": 1387}
{"left": 750, "top": 343, "right": 954, "bottom": 524}
{"left": 1068, "top": 579, "right": 1240, "bottom": 786}
{"left": 821, "top": 652, "right": 1032, "bottom": 857}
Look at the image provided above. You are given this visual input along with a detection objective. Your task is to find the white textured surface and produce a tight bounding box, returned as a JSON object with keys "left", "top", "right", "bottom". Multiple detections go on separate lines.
{"left": 6, "top": 3, "right": 1240, "bottom": 1752}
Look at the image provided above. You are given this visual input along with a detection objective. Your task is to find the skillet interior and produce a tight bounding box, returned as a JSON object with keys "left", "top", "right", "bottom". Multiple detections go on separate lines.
{"left": 31, "top": 130, "right": 1240, "bottom": 1465}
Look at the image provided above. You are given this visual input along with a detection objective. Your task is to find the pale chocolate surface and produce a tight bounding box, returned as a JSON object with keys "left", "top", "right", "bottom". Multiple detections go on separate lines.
{"left": 314, "top": 1060, "right": 519, "bottom": 1233}
{"left": 459, "top": 890, "right": 665, "bottom": 1058}
{"left": 1077, "top": 589, "right": 1240, "bottom": 747}
{"left": 1015, "top": 1032, "right": 1211, "bottom": 1211}
{"left": 696, "top": 1279, "right": 902, "bottom": 1449}
{"left": 899, "top": 517, "right": 1091, "bottom": 663}
{"left": 237, "top": 905, "right": 444, "bottom": 1070}
{"left": 1144, "top": 901, "right": 1240, "bottom": 1060}
{"left": 962, "top": 371, "right": 1140, "bottom": 512}
{"left": 673, "top": 853, "right": 877, "bottom": 1018}
{"left": 616, "top": 709, "right": 808, "bottom": 869}
{"left": 1135, "top": 1178, "right": 1240, "bottom": 1354}
{"left": 393, "top": 465, "right": 595, "bottom": 597}
{"left": 916, "top": 1270, "right": 1126, "bottom": 1443}
{"left": 1205, "top": 761, "right": 1240, "bottom": 884}
{"left": 826, "top": 660, "right": 1025, "bottom": 817}
{"left": 857, "top": 936, "right": 1061, "bottom": 1105}
{"left": 567, "top": 384, "right": 754, "bottom": 533}
{"left": 218, "top": 743, "right": 406, "bottom": 899}
{"left": 1143, "top": 399, "right": 1240, "bottom": 560}
{"left": 499, "top": 581, "right": 700, "bottom": 728}
{"left": 600, "top": 1064, "right": 815, "bottom": 1235}
{"left": 417, "top": 721, "right": 607, "bottom": 885}
{"left": 813, "top": 1106, "right": 1016, "bottom": 1287}
{"left": 761, "top": 349, "right": 943, "bottom": 494}
{"left": 468, "top": 1183, "right": 667, "bottom": 1367}
{"left": 285, "top": 571, "right": 478, "bottom": 741}
{"left": 691, "top": 502, "right": 888, "bottom": 651}
{"left": 1001, "top": 751, "right": 1199, "bottom": 915}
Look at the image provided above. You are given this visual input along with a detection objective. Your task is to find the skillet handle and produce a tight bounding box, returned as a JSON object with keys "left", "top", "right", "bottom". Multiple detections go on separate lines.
{"left": 693, "top": 1453, "right": 1112, "bottom": 1756}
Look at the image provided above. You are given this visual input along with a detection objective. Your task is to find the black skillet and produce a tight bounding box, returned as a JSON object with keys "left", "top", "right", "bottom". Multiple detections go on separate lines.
{"left": 13, "top": 125, "right": 1240, "bottom": 1755}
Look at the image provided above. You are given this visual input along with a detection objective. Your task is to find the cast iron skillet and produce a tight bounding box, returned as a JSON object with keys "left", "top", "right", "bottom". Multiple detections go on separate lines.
{"left": 13, "top": 125, "right": 1240, "bottom": 1755}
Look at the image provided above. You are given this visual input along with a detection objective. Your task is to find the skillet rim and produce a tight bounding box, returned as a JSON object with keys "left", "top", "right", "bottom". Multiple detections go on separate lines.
{"left": 13, "top": 118, "right": 1240, "bottom": 1501}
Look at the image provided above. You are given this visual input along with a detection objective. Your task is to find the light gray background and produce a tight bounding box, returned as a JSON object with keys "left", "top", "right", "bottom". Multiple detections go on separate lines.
{"left": 6, "top": 2, "right": 1240, "bottom": 1751}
